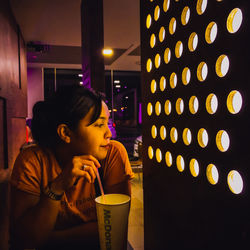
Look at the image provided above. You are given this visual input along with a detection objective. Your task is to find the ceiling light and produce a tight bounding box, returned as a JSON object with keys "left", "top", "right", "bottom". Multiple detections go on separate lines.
{"left": 102, "top": 48, "right": 113, "bottom": 56}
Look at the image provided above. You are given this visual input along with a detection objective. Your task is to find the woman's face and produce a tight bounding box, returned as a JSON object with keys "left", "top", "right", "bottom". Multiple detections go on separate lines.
{"left": 69, "top": 101, "right": 112, "bottom": 160}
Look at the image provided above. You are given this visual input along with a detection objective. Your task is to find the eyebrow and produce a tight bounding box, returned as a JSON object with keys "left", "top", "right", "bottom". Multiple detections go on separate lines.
{"left": 97, "top": 116, "right": 108, "bottom": 120}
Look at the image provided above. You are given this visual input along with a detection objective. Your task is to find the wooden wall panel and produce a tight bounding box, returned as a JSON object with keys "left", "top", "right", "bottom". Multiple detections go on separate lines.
{"left": 0, "top": 1, "right": 27, "bottom": 249}
{"left": 0, "top": 0, "right": 27, "bottom": 173}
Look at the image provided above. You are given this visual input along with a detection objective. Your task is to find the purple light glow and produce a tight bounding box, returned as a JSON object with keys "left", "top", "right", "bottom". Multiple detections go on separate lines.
{"left": 139, "top": 102, "right": 142, "bottom": 124}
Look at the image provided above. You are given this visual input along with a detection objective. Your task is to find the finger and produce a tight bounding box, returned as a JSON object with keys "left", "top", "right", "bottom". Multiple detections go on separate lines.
{"left": 73, "top": 162, "right": 96, "bottom": 183}
{"left": 73, "top": 169, "right": 92, "bottom": 183}
{"left": 84, "top": 165, "right": 96, "bottom": 183}
{"left": 78, "top": 155, "right": 101, "bottom": 168}
{"left": 79, "top": 162, "right": 96, "bottom": 183}
{"left": 79, "top": 160, "right": 97, "bottom": 180}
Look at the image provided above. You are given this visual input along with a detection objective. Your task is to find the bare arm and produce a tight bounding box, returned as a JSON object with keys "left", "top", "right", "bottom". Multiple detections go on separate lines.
{"left": 10, "top": 187, "right": 99, "bottom": 248}
{"left": 47, "top": 221, "right": 99, "bottom": 247}
{"left": 10, "top": 154, "right": 101, "bottom": 249}
{"left": 10, "top": 187, "right": 61, "bottom": 248}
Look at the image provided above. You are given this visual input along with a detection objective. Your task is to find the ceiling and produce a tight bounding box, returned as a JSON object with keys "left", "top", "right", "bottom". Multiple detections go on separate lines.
{"left": 10, "top": 0, "right": 141, "bottom": 71}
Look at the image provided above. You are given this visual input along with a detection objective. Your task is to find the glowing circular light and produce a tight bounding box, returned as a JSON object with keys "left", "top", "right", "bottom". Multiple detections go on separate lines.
{"left": 196, "top": 0, "right": 208, "bottom": 15}
{"left": 183, "top": 128, "right": 192, "bottom": 145}
{"left": 206, "top": 164, "right": 219, "bottom": 185}
{"left": 227, "top": 8, "right": 243, "bottom": 33}
{"left": 155, "top": 54, "right": 161, "bottom": 68}
{"left": 154, "top": 5, "right": 160, "bottom": 21}
{"left": 205, "top": 22, "right": 218, "bottom": 44}
{"left": 147, "top": 102, "right": 153, "bottom": 116}
{"left": 170, "top": 72, "right": 177, "bottom": 89}
{"left": 175, "top": 41, "right": 183, "bottom": 58}
{"left": 160, "top": 76, "right": 166, "bottom": 91}
{"left": 206, "top": 93, "right": 218, "bottom": 114}
{"left": 216, "top": 55, "right": 229, "bottom": 77}
{"left": 176, "top": 98, "right": 184, "bottom": 115}
{"left": 164, "top": 100, "right": 172, "bottom": 115}
{"left": 151, "top": 125, "right": 157, "bottom": 139}
{"left": 146, "top": 14, "right": 152, "bottom": 29}
{"left": 216, "top": 130, "right": 230, "bottom": 152}
{"left": 160, "top": 126, "right": 166, "bottom": 140}
{"left": 227, "top": 170, "right": 243, "bottom": 194}
{"left": 176, "top": 155, "right": 185, "bottom": 172}
{"left": 181, "top": 6, "right": 190, "bottom": 26}
{"left": 150, "top": 34, "right": 156, "bottom": 48}
{"left": 159, "top": 26, "right": 166, "bottom": 42}
{"left": 156, "top": 148, "right": 162, "bottom": 162}
{"left": 190, "top": 159, "right": 199, "bottom": 177}
{"left": 155, "top": 101, "right": 161, "bottom": 116}
{"left": 146, "top": 58, "right": 152, "bottom": 72}
{"left": 227, "top": 90, "right": 243, "bottom": 114}
{"left": 164, "top": 48, "right": 171, "bottom": 64}
{"left": 151, "top": 79, "right": 157, "bottom": 94}
{"left": 188, "top": 32, "right": 198, "bottom": 52}
{"left": 169, "top": 17, "right": 177, "bottom": 35}
{"left": 182, "top": 67, "right": 191, "bottom": 85}
{"left": 189, "top": 96, "right": 199, "bottom": 114}
{"left": 197, "top": 62, "right": 208, "bottom": 82}
{"left": 165, "top": 151, "right": 172, "bottom": 167}
{"left": 170, "top": 127, "right": 178, "bottom": 143}
{"left": 163, "top": 0, "right": 170, "bottom": 12}
{"left": 148, "top": 146, "right": 154, "bottom": 159}
{"left": 197, "top": 128, "right": 208, "bottom": 148}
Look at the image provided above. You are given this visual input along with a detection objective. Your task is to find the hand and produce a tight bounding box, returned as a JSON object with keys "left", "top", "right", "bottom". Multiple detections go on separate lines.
{"left": 51, "top": 155, "right": 101, "bottom": 194}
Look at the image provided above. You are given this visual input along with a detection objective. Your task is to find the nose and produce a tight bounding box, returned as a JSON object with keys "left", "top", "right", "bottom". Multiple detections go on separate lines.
{"left": 105, "top": 124, "right": 112, "bottom": 140}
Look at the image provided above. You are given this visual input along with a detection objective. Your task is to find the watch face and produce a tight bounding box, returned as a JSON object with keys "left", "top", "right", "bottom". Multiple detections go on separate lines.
{"left": 44, "top": 185, "right": 63, "bottom": 200}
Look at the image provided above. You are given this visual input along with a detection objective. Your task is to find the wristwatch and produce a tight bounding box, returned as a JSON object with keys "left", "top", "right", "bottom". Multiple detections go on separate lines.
{"left": 44, "top": 182, "right": 64, "bottom": 201}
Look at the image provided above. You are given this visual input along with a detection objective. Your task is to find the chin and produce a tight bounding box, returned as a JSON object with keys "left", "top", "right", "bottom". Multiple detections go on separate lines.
{"left": 96, "top": 150, "right": 108, "bottom": 160}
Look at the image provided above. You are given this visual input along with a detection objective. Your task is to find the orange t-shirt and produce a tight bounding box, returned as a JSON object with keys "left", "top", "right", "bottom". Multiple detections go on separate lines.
{"left": 10, "top": 140, "right": 134, "bottom": 230}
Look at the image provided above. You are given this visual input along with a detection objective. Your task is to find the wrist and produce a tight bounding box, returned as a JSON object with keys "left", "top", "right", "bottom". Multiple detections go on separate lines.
{"left": 50, "top": 180, "right": 65, "bottom": 195}
{"left": 44, "top": 182, "right": 64, "bottom": 201}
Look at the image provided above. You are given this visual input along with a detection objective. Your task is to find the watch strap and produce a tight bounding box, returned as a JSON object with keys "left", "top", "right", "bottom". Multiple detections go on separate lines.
{"left": 44, "top": 183, "right": 64, "bottom": 201}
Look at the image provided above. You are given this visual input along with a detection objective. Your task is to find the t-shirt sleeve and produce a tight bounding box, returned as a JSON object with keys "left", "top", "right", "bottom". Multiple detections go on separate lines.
{"left": 102, "top": 140, "right": 134, "bottom": 195}
{"left": 10, "top": 148, "right": 42, "bottom": 196}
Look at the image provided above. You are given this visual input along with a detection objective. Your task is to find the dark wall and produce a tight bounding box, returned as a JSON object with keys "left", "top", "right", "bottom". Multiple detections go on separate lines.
{"left": 141, "top": 0, "right": 250, "bottom": 249}
{"left": 0, "top": 1, "right": 27, "bottom": 249}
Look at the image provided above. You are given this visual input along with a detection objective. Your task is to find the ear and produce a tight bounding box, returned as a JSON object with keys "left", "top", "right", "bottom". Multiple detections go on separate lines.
{"left": 57, "top": 124, "right": 72, "bottom": 143}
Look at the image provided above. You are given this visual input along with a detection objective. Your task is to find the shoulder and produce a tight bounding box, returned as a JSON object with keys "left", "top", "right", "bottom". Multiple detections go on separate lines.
{"left": 109, "top": 140, "right": 126, "bottom": 151}
{"left": 108, "top": 140, "right": 128, "bottom": 157}
{"left": 17, "top": 144, "right": 48, "bottom": 162}
{"left": 13, "top": 145, "right": 53, "bottom": 173}
{"left": 104, "top": 140, "right": 130, "bottom": 166}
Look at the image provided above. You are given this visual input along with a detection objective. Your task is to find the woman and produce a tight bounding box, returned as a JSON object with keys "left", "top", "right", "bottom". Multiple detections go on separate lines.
{"left": 9, "top": 86, "right": 134, "bottom": 250}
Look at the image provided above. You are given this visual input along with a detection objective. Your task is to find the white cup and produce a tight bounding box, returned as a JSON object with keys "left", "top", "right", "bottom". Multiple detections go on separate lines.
{"left": 95, "top": 194, "right": 131, "bottom": 250}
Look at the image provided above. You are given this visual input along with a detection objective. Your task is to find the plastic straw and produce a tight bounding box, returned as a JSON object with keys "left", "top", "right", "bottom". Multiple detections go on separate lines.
{"left": 95, "top": 167, "right": 106, "bottom": 202}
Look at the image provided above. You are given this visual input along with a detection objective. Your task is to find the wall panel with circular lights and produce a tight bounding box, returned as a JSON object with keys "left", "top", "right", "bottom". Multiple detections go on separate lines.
{"left": 141, "top": 0, "right": 250, "bottom": 249}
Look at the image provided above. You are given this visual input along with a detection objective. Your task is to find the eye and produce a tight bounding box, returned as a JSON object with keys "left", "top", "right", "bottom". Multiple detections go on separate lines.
{"left": 95, "top": 123, "right": 105, "bottom": 128}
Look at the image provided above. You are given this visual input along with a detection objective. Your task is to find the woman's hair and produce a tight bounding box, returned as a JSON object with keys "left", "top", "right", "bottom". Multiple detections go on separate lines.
{"left": 31, "top": 86, "right": 104, "bottom": 147}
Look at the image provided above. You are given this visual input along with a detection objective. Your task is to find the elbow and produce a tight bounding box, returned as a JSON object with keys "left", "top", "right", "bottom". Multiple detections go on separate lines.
{"left": 10, "top": 226, "right": 48, "bottom": 249}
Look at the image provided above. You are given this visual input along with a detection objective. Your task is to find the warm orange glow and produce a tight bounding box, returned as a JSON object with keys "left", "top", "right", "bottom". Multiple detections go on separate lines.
{"left": 102, "top": 48, "right": 113, "bottom": 56}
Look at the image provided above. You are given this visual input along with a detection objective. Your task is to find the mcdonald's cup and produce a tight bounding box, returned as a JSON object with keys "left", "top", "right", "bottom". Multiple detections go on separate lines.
{"left": 95, "top": 194, "right": 131, "bottom": 250}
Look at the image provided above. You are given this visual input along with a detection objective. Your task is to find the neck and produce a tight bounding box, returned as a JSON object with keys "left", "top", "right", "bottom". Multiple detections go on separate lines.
{"left": 52, "top": 143, "right": 73, "bottom": 169}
